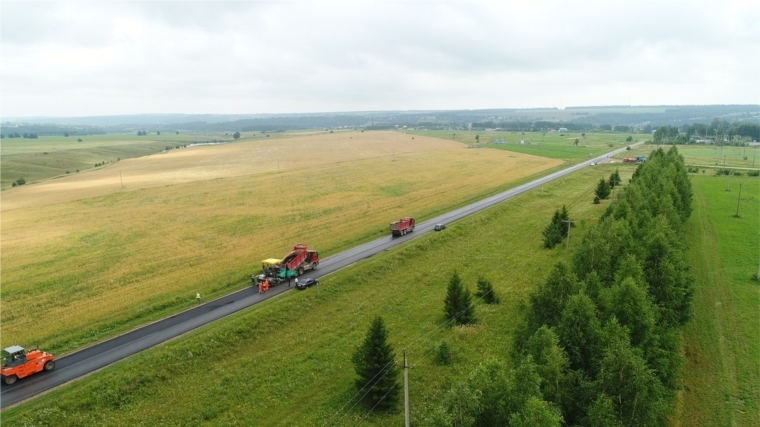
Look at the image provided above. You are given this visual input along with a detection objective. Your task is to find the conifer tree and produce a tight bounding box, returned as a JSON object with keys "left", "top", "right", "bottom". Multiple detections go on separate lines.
{"left": 475, "top": 276, "right": 500, "bottom": 304}
{"left": 543, "top": 209, "right": 563, "bottom": 248}
{"left": 444, "top": 272, "right": 475, "bottom": 325}
{"left": 543, "top": 206, "right": 571, "bottom": 249}
{"left": 595, "top": 178, "right": 611, "bottom": 200}
{"left": 351, "top": 316, "right": 399, "bottom": 410}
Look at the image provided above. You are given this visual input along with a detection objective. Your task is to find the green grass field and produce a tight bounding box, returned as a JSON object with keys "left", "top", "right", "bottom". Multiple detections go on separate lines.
{"left": 678, "top": 174, "right": 760, "bottom": 426}
{"left": 673, "top": 144, "right": 760, "bottom": 169}
{"left": 1, "top": 163, "right": 625, "bottom": 426}
{"left": 411, "top": 130, "right": 645, "bottom": 159}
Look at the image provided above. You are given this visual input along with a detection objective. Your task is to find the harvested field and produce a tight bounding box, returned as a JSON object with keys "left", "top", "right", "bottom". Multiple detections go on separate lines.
{"left": 3, "top": 131, "right": 460, "bottom": 211}
{"left": 1, "top": 131, "right": 562, "bottom": 353}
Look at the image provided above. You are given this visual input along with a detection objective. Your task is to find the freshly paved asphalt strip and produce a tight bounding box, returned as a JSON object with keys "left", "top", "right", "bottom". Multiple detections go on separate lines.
{"left": 0, "top": 142, "right": 642, "bottom": 408}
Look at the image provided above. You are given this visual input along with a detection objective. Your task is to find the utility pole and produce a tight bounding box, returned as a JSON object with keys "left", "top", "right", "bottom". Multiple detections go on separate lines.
{"left": 735, "top": 183, "right": 742, "bottom": 217}
{"left": 562, "top": 220, "right": 575, "bottom": 263}
{"left": 403, "top": 349, "right": 410, "bottom": 427}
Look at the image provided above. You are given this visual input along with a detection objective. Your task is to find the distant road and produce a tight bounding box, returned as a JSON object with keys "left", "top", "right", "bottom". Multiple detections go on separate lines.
{"left": 0, "top": 142, "right": 643, "bottom": 408}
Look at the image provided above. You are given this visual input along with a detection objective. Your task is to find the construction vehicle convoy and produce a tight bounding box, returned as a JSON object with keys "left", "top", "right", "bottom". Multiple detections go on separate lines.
{"left": 390, "top": 217, "right": 415, "bottom": 236}
{"left": 254, "top": 244, "right": 319, "bottom": 290}
{"left": 623, "top": 156, "right": 647, "bottom": 163}
{"left": 255, "top": 218, "right": 415, "bottom": 293}
{"left": 1, "top": 346, "right": 55, "bottom": 385}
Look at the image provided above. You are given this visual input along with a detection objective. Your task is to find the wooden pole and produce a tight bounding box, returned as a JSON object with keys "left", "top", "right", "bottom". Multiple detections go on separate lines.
{"left": 735, "top": 183, "right": 742, "bottom": 217}
{"left": 404, "top": 349, "right": 410, "bottom": 427}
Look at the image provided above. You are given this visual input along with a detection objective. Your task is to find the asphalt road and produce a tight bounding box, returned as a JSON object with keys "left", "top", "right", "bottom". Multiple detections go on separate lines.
{"left": 0, "top": 142, "right": 642, "bottom": 408}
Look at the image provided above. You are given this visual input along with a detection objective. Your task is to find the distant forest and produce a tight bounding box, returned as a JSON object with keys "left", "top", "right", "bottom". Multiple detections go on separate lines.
{"left": 2, "top": 105, "right": 758, "bottom": 138}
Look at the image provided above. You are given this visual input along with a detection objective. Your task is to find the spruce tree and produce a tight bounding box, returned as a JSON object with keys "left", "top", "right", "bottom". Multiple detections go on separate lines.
{"left": 544, "top": 206, "right": 571, "bottom": 249}
{"left": 594, "top": 178, "right": 611, "bottom": 200}
{"left": 459, "top": 284, "right": 475, "bottom": 324}
{"left": 351, "top": 316, "right": 399, "bottom": 410}
{"left": 444, "top": 272, "right": 475, "bottom": 325}
{"left": 543, "top": 210, "right": 563, "bottom": 249}
{"left": 559, "top": 205, "right": 570, "bottom": 237}
{"left": 475, "top": 276, "right": 500, "bottom": 304}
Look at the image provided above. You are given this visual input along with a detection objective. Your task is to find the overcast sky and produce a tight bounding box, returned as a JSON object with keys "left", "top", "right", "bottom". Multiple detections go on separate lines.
{"left": 1, "top": 1, "right": 758, "bottom": 117}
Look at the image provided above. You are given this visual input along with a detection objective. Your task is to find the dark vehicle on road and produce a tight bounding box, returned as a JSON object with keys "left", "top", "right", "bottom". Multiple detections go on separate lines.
{"left": 296, "top": 278, "right": 319, "bottom": 289}
{"left": 434, "top": 223, "right": 446, "bottom": 231}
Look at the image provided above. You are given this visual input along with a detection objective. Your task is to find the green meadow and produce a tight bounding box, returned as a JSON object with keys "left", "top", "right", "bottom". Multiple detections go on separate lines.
{"left": 2, "top": 162, "right": 625, "bottom": 426}
{"left": 679, "top": 174, "right": 759, "bottom": 426}
{"left": 412, "top": 130, "right": 645, "bottom": 159}
{"left": 674, "top": 144, "right": 760, "bottom": 169}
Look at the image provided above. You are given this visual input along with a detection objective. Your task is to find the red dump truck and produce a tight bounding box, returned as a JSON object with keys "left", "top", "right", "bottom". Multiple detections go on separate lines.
{"left": 390, "top": 217, "right": 415, "bottom": 236}
{"left": 258, "top": 244, "right": 320, "bottom": 286}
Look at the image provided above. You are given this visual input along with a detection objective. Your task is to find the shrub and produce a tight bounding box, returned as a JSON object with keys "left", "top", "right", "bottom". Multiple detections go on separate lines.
{"left": 747, "top": 170, "right": 759, "bottom": 177}
{"left": 593, "top": 196, "right": 600, "bottom": 204}
{"left": 15, "top": 177, "right": 26, "bottom": 186}
{"left": 436, "top": 341, "right": 452, "bottom": 365}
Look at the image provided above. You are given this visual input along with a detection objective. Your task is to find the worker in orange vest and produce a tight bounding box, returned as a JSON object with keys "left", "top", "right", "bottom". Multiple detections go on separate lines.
{"left": 257, "top": 280, "right": 263, "bottom": 294}
{"left": 263, "top": 280, "right": 270, "bottom": 292}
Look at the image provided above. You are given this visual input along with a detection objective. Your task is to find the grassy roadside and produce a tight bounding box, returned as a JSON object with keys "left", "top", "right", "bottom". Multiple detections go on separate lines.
{"left": 1, "top": 163, "right": 626, "bottom": 426}
{"left": 678, "top": 174, "right": 759, "bottom": 426}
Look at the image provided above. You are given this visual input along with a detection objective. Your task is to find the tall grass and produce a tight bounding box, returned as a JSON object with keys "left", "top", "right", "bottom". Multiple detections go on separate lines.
{"left": 678, "top": 175, "right": 759, "bottom": 426}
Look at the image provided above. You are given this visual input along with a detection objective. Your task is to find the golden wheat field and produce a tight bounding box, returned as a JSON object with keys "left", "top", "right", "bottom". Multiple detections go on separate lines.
{"left": 1, "top": 131, "right": 561, "bottom": 353}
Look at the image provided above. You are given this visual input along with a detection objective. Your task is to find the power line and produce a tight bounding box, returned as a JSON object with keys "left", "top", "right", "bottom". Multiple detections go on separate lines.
{"left": 327, "top": 248, "right": 545, "bottom": 425}
{"left": 327, "top": 284, "right": 510, "bottom": 427}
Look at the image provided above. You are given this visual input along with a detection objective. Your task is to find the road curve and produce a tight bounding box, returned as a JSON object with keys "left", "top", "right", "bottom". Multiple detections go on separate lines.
{"left": 1, "top": 142, "right": 642, "bottom": 408}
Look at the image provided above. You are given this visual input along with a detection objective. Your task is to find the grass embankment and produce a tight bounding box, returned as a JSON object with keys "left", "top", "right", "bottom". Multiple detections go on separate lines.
{"left": 1, "top": 132, "right": 563, "bottom": 355}
{"left": 1, "top": 162, "right": 625, "bottom": 426}
{"left": 679, "top": 174, "right": 759, "bottom": 426}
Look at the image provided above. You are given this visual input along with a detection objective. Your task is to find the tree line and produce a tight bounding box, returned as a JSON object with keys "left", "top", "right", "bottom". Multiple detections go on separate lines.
{"left": 654, "top": 119, "right": 760, "bottom": 144}
{"left": 414, "top": 146, "right": 693, "bottom": 426}
{"left": 1, "top": 132, "right": 39, "bottom": 138}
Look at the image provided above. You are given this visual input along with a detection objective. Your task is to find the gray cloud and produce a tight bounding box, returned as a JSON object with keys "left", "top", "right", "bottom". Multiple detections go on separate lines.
{"left": 1, "top": 1, "right": 758, "bottom": 117}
